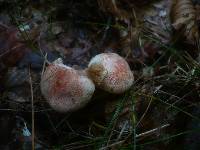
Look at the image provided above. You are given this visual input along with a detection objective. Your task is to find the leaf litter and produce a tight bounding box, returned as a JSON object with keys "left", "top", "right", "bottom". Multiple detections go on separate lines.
{"left": 0, "top": 0, "right": 200, "bottom": 149}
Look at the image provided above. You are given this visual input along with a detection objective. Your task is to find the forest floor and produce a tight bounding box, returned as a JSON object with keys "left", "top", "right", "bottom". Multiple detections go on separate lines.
{"left": 0, "top": 0, "right": 200, "bottom": 150}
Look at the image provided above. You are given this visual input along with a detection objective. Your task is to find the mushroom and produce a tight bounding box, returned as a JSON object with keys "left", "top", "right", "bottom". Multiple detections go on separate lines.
{"left": 40, "top": 58, "right": 95, "bottom": 112}
{"left": 87, "top": 53, "right": 134, "bottom": 94}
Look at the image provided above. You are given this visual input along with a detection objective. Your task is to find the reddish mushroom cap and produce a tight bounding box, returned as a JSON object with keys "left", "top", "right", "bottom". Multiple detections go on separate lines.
{"left": 88, "top": 53, "right": 134, "bottom": 94}
{"left": 41, "top": 59, "right": 95, "bottom": 112}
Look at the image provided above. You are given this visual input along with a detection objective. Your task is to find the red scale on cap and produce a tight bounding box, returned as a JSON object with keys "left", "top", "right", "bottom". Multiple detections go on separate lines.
{"left": 48, "top": 66, "right": 83, "bottom": 98}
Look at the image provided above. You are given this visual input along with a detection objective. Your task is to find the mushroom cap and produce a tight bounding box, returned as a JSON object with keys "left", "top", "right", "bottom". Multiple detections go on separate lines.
{"left": 41, "top": 61, "right": 95, "bottom": 112}
{"left": 88, "top": 53, "right": 134, "bottom": 94}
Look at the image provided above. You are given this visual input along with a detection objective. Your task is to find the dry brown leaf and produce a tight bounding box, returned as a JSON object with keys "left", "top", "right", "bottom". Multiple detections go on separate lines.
{"left": 170, "top": 0, "right": 199, "bottom": 43}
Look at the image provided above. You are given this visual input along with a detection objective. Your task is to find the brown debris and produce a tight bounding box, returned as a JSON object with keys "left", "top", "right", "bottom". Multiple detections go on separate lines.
{"left": 170, "top": 0, "right": 199, "bottom": 43}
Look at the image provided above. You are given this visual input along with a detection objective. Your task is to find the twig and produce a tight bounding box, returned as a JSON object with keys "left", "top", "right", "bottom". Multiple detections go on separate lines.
{"left": 136, "top": 124, "right": 170, "bottom": 138}
{"left": 29, "top": 67, "right": 35, "bottom": 150}
{"left": 100, "top": 124, "right": 170, "bottom": 150}
{"left": 0, "top": 108, "right": 52, "bottom": 112}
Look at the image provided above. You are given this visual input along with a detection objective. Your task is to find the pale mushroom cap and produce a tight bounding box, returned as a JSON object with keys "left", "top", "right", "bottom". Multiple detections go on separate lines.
{"left": 88, "top": 53, "right": 134, "bottom": 94}
{"left": 41, "top": 62, "right": 95, "bottom": 112}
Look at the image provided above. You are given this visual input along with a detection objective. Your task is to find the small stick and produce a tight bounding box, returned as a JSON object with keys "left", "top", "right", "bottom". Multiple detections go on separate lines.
{"left": 29, "top": 67, "right": 35, "bottom": 150}
{"left": 100, "top": 123, "right": 170, "bottom": 150}
{"left": 136, "top": 124, "right": 170, "bottom": 138}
